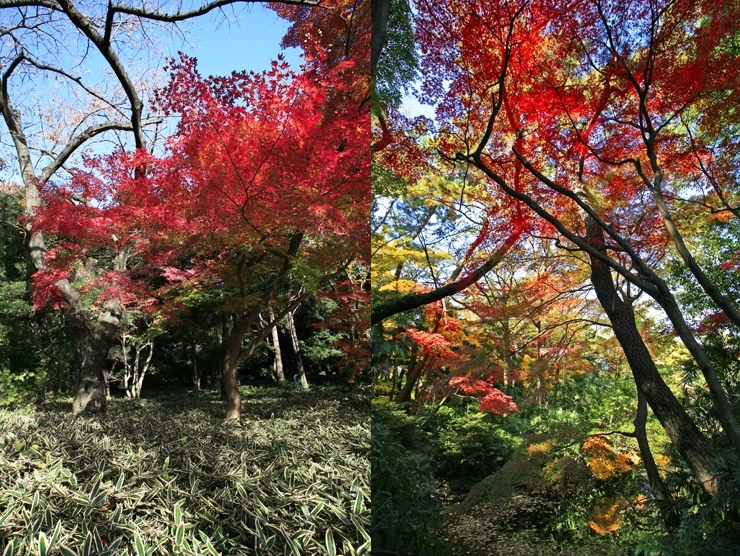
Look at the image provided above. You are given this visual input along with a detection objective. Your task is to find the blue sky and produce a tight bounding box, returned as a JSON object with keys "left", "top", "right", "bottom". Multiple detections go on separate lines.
{"left": 167, "top": 5, "right": 303, "bottom": 77}
{"left": 0, "top": 6, "right": 303, "bottom": 182}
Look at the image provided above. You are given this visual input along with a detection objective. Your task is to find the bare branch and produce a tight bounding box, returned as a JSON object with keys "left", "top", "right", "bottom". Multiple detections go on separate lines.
{"left": 23, "top": 55, "right": 128, "bottom": 119}
{"left": 108, "top": 0, "right": 321, "bottom": 24}
{"left": 40, "top": 118, "right": 162, "bottom": 182}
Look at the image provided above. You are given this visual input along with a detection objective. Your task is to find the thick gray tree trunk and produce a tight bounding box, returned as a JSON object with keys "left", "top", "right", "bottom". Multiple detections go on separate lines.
{"left": 67, "top": 298, "right": 122, "bottom": 415}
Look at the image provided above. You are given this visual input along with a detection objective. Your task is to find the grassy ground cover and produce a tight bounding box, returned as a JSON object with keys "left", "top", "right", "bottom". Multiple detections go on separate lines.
{"left": 0, "top": 386, "right": 370, "bottom": 556}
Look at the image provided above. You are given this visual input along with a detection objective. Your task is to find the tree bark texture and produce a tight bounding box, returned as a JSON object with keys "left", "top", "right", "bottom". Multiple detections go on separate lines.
{"left": 68, "top": 300, "right": 121, "bottom": 415}
{"left": 586, "top": 217, "right": 720, "bottom": 497}
{"left": 371, "top": 0, "right": 391, "bottom": 76}
{"left": 394, "top": 353, "right": 427, "bottom": 403}
{"left": 371, "top": 230, "right": 520, "bottom": 325}
{"left": 650, "top": 283, "right": 740, "bottom": 451}
{"left": 192, "top": 339, "right": 200, "bottom": 389}
{"left": 221, "top": 316, "right": 251, "bottom": 420}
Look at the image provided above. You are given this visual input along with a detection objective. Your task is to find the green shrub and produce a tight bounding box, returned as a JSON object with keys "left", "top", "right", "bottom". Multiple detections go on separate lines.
{"left": 371, "top": 404, "right": 450, "bottom": 556}
{"left": 434, "top": 408, "right": 516, "bottom": 495}
{"left": 0, "top": 368, "right": 42, "bottom": 408}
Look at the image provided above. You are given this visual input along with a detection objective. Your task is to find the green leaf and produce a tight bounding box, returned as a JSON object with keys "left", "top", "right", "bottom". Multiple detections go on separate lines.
{"left": 31, "top": 513, "right": 45, "bottom": 533}
{"left": 357, "top": 539, "right": 371, "bottom": 556}
{"left": 81, "top": 532, "right": 93, "bottom": 556}
{"left": 173, "top": 502, "right": 183, "bottom": 526}
{"left": 325, "top": 528, "right": 336, "bottom": 556}
{"left": 0, "top": 508, "right": 14, "bottom": 526}
{"left": 59, "top": 546, "right": 77, "bottom": 556}
{"left": 88, "top": 479, "right": 101, "bottom": 506}
{"left": 111, "top": 505, "right": 123, "bottom": 528}
{"left": 37, "top": 532, "right": 49, "bottom": 556}
{"left": 2, "top": 539, "right": 14, "bottom": 556}
{"left": 352, "top": 490, "right": 364, "bottom": 514}
{"left": 134, "top": 531, "right": 147, "bottom": 556}
{"left": 49, "top": 520, "right": 63, "bottom": 548}
{"left": 310, "top": 500, "right": 325, "bottom": 517}
{"left": 30, "top": 490, "right": 40, "bottom": 513}
{"left": 90, "top": 491, "right": 107, "bottom": 507}
{"left": 175, "top": 523, "right": 185, "bottom": 547}
{"left": 198, "top": 532, "right": 220, "bottom": 556}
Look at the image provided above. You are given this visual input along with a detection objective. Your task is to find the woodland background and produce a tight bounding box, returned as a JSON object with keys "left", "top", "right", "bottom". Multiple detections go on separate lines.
{"left": 1, "top": 0, "right": 740, "bottom": 554}
{"left": 371, "top": 0, "right": 740, "bottom": 553}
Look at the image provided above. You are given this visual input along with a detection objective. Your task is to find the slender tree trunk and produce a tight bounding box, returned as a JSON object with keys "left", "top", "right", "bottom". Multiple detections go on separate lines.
{"left": 502, "top": 320, "right": 513, "bottom": 395}
{"left": 395, "top": 314, "right": 443, "bottom": 402}
{"left": 268, "top": 305, "right": 285, "bottom": 383}
{"left": 586, "top": 217, "right": 721, "bottom": 497}
{"left": 131, "top": 340, "right": 154, "bottom": 399}
{"left": 552, "top": 367, "right": 560, "bottom": 405}
{"left": 287, "top": 309, "right": 308, "bottom": 389}
{"left": 395, "top": 354, "right": 427, "bottom": 402}
{"left": 389, "top": 365, "right": 398, "bottom": 400}
{"left": 634, "top": 390, "right": 679, "bottom": 530}
{"left": 192, "top": 339, "right": 200, "bottom": 389}
{"left": 648, "top": 168, "right": 740, "bottom": 329}
{"left": 651, "top": 283, "right": 740, "bottom": 452}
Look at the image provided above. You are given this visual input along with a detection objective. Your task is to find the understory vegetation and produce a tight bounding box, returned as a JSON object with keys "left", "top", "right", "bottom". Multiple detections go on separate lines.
{"left": 371, "top": 373, "right": 740, "bottom": 555}
{"left": 0, "top": 386, "right": 370, "bottom": 556}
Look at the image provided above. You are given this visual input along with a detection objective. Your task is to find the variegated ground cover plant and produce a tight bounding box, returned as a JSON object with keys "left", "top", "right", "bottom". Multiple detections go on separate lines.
{"left": 0, "top": 387, "right": 370, "bottom": 555}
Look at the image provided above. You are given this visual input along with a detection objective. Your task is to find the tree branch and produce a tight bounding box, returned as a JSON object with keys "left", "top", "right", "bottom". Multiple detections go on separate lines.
{"left": 40, "top": 118, "right": 162, "bottom": 182}
{"left": 371, "top": 228, "right": 522, "bottom": 325}
{"left": 108, "top": 0, "right": 321, "bottom": 24}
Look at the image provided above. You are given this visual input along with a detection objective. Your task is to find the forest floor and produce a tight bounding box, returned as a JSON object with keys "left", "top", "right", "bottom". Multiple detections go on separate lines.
{"left": 436, "top": 452, "right": 630, "bottom": 556}
{"left": 0, "top": 385, "right": 371, "bottom": 556}
{"left": 440, "top": 500, "right": 625, "bottom": 556}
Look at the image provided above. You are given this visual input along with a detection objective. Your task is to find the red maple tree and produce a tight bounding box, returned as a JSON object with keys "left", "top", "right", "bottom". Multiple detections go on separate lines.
{"left": 34, "top": 8, "right": 370, "bottom": 418}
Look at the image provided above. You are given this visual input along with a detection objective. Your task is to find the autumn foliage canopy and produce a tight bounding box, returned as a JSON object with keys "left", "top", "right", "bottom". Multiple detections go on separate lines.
{"left": 33, "top": 46, "right": 369, "bottom": 319}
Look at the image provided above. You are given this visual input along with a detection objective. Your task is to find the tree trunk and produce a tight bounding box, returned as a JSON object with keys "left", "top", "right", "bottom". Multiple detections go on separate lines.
{"left": 634, "top": 390, "right": 679, "bottom": 530}
{"left": 131, "top": 340, "right": 154, "bottom": 399}
{"left": 268, "top": 305, "right": 285, "bottom": 383}
{"left": 648, "top": 169, "right": 740, "bottom": 330}
{"left": 586, "top": 217, "right": 721, "bottom": 497}
{"left": 68, "top": 300, "right": 121, "bottom": 416}
{"left": 371, "top": 229, "right": 520, "bottom": 325}
{"left": 371, "top": 0, "right": 391, "bottom": 76}
{"left": 287, "top": 309, "right": 308, "bottom": 389}
{"left": 502, "top": 320, "right": 514, "bottom": 395}
{"left": 651, "top": 282, "right": 740, "bottom": 452}
{"left": 191, "top": 339, "right": 200, "bottom": 389}
{"left": 221, "top": 318, "right": 244, "bottom": 420}
{"left": 395, "top": 354, "right": 427, "bottom": 403}
{"left": 389, "top": 365, "right": 399, "bottom": 400}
